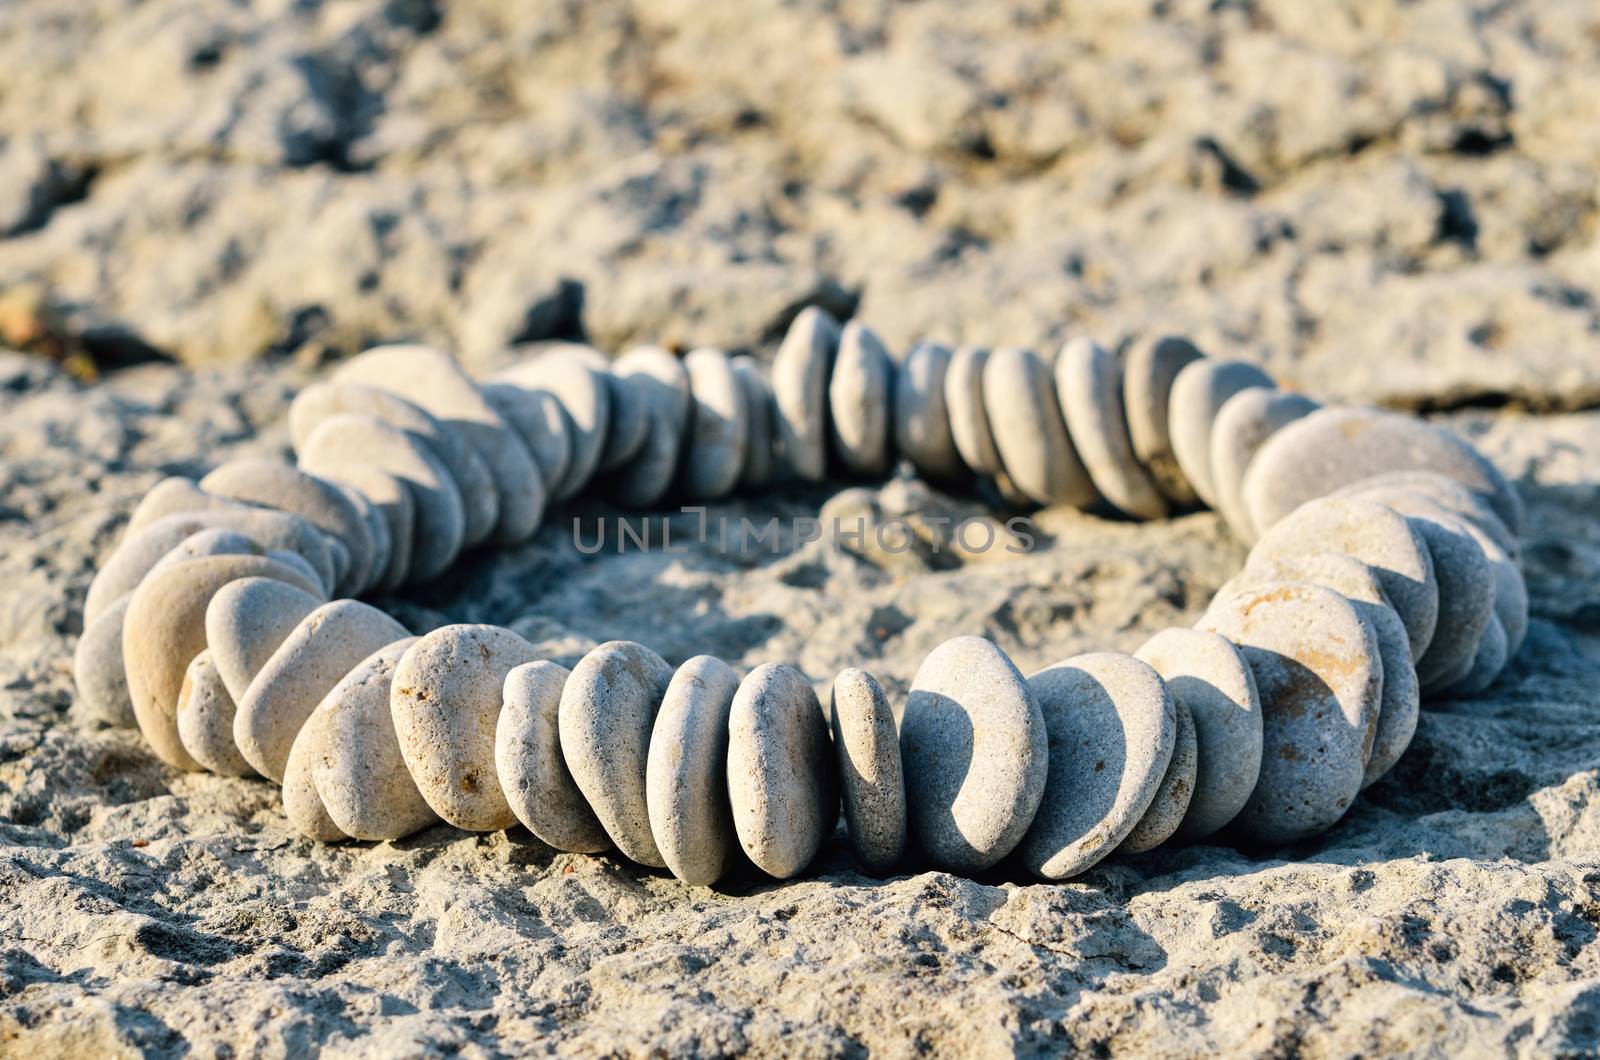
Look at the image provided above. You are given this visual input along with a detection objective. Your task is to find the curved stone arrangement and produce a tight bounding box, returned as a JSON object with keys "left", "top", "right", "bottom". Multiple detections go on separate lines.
{"left": 73, "top": 310, "right": 1527, "bottom": 884}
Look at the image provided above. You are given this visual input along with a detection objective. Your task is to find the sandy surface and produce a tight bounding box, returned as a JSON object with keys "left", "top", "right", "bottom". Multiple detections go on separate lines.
{"left": 2, "top": 0, "right": 1600, "bottom": 1056}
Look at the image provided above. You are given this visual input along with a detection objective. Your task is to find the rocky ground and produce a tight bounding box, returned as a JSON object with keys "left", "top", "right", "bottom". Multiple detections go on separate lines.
{"left": 2, "top": 0, "right": 1600, "bottom": 1056}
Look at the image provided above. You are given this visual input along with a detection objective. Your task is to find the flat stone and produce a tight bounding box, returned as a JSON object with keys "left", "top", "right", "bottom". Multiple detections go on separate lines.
{"left": 984, "top": 347, "right": 1097, "bottom": 509}
{"left": 234, "top": 599, "right": 410, "bottom": 782}
{"left": 1168, "top": 358, "right": 1275, "bottom": 510}
{"left": 1055, "top": 337, "right": 1167, "bottom": 520}
{"left": 894, "top": 341, "right": 966, "bottom": 484}
{"left": 944, "top": 346, "right": 1003, "bottom": 478}
{"left": 391, "top": 624, "right": 538, "bottom": 831}
{"left": 176, "top": 649, "right": 255, "bottom": 777}
{"left": 559, "top": 640, "right": 674, "bottom": 866}
{"left": 679, "top": 347, "right": 749, "bottom": 501}
{"left": 1134, "top": 628, "right": 1263, "bottom": 840}
{"left": 770, "top": 306, "right": 840, "bottom": 483}
{"left": 298, "top": 412, "right": 465, "bottom": 584}
{"left": 1209, "top": 388, "right": 1320, "bottom": 542}
{"left": 200, "top": 459, "right": 376, "bottom": 595}
{"left": 492, "top": 350, "right": 610, "bottom": 501}
{"left": 305, "top": 637, "right": 439, "bottom": 841}
{"left": 497, "top": 660, "right": 609, "bottom": 853}
{"left": 1123, "top": 335, "right": 1205, "bottom": 506}
{"left": 1448, "top": 613, "right": 1509, "bottom": 696}
{"left": 1119, "top": 696, "right": 1196, "bottom": 855}
{"left": 1329, "top": 469, "right": 1519, "bottom": 562}
{"left": 900, "top": 636, "right": 1048, "bottom": 873}
{"left": 1242, "top": 406, "right": 1523, "bottom": 538}
{"left": 727, "top": 662, "right": 839, "bottom": 879}
{"left": 606, "top": 347, "right": 690, "bottom": 508}
{"left": 88, "top": 506, "right": 337, "bottom": 623}
{"left": 647, "top": 655, "right": 744, "bottom": 885}
{"left": 205, "top": 577, "right": 326, "bottom": 704}
{"left": 1250, "top": 496, "right": 1439, "bottom": 662}
{"left": 289, "top": 380, "right": 499, "bottom": 548}
{"left": 315, "top": 464, "right": 413, "bottom": 592}
{"left": 481, "top": 382, "right": 571, "bottom": 506}
{"left": 122, "top": 554, "right": 321, "bottom": 770}
{"left": 1237, "top": 550, "right": 1420, "bottom": 788}
{"left": 829, "top": 322, "right": 893, "bottom": 479}
{"left": 1018, "top": 652, "right": 1176, "bottom": 878}
{"left": 74, "top": 594, "right": 136, "bottom": 728}
{"left": 829, "top": 667, "right": 906, "bottom": 873}
{"left": 733, "top": 356, "right": 775, "bottom": 490}
{"left": 1197, "top": 581, "right": 1383, "bottom": 844}
{"left": 332, "top": 344, "right": 543, "bottom": 544}
{"left": 1404, "top": 512, "right": 1495, "bottom": 691}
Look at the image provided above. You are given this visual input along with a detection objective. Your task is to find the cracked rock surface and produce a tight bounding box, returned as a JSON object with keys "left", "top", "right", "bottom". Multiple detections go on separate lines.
{"left": 2, "top": 0, "right": 1600, "bottom": 1055}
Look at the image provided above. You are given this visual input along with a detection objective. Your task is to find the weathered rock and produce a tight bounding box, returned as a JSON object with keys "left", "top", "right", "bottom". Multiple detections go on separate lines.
{"left": 1055, "top": 337, "right": 1166, "bottom": 520}
{"left": 1019, "top": 652, "right": 1176, "bottom": 878}
{"left": 391, "top": 624, "right": 539, "bottom": 832}
{"left": 829, "top": 322, "right": 893, "bottom": 479}
{"left": 984, "top": 347, "right": 1097, "bottom": 509}
{"left": 175, "top": 650, "right": 255, "bottom": 777}
{"left": 728, "top": 662, "right": 839, "bottom": 879}
{"left": 497, "top": 660, "right": 609, "bottom": 854}
{"left": 829, "top": 667, "right": 906, "bottom": 873}
{"left": 770, "top": 306, "right": 841, "bottom": 483}
{"left": 1119, "top": 696, "right": 1196, "bottom": 855}
{"left": 1168, "top": 358, "right": 1274, "bottom": 510}
{"left": 647, "top": 655, "right": 743, "bottom": 885}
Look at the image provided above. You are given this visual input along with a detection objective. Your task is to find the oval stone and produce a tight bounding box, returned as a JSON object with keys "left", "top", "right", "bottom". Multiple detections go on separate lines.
{"left": 175, "top": 650, "right": 256, "bottom": 777}
{"left": 1329, "top": 469, "right": 1518, "bottom": 562}
{"left": 559, "top": 640, "right": 674, "bottom": 866}
{"left": 1168, "top": 358, "right": 1274, "bottom": 510}
{"left": 1198, "top": 581, "right": 1382, "bottom": 843}
{"left": 1448, "top": 613, "right": 1509, "bottom": 696}
{"left": 727, "top": 663, "right": 839, "bottom": 879}
{"left": 679, "top": 348, "right": 749, "bottom": 501}
{"left": 944, "top": 346, "right": 1003, "bottom": 478}
{"left": 646, "top": 655, "right": 744, "bottom": 885}
{"left": 391, "top": 624, "right": 539, "bottom": 831}
{"left": 894, "top": 341, "right": 966, "bottom": 484}
{"left": 829, "top": 667, "right": 906, "bottom": 873}
{"left": 1405, "top": 512, "right": 1494, "bottom": 690}
{"left": 901, "top": 636, "right": 1048, "bottom": 873}
{"left": 829, "top": 322, "right": 893, "bottom": 479}
{"left": 606, "top": 347, "right": 690, "bottom": 508}
{"left": 492, "top": 350, "right": 610, "bottom": 501}
{"left": 1119, "top": 696, "right": 1196, "bottom": 854}
{"left": 481, "top": 382, "right": 571, "bottom": 506}
{"left": 204, "top": 577, "right": 326, "bottom": 704}
{"left": 1208, "top": 388, "right": 1320, "bottom": 542}
{"left": 1134, "top": 628, "right": 1263, "bottom": 840}
{"left": 497, "top": 660, "right": 609, "bottom": 853}
{"left": 1055, "top": 337, "right": 1166, "bottom": 520}
{"left": 74, "top": 594, "right": 136, "bottom": 728}
{"left": 282, "top": 708, "right": 349, "bottom": 842}
{"left": 770, "top": 306, "right": 841, "bottom": 483}
{"left": 316, "top": 464, "right": 413, "bottom": 592}
{"left": 1123, "top": 334, "right": 1205, "bottom": 505}
{"left": 1018, "top": 652, "right": 1176, "bottom": 878}
{"left": 984, "top": 347, "right": 1097, "bottom": 509}
{"left": 733, "top": 356, "right": 776, "bottom": 490}
{"left": 600, "top": 362, "right": 652, "bottom": 473}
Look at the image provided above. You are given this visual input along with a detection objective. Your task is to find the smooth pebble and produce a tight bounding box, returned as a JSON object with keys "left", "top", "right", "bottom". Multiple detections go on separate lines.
{"left": 497, "top": 660, "right": 609, "bottom": 853}
{"left": 944, "top": 346, "right": 1004, "bottom": 478}
{"left": 894, "top": 341, "right": 966, "bottom": 483}
{"left": 1123, "top": 335, "right": 1205, "bottom": 505}
{"left": 176, "top": 650, "right": 255, "bottom": 776}
{"left": 1208, "top": 388, "right": 1320, "bottom": 542}
{"left": 607, "top": 347, "right": 690, "bottom": 508}
{"left": 679, "top": 348, "right": 749, "bottom": 501}
{"left": 1055, "top": 337, "right": 1167, "bottom": 520}
{"left": 1405, "top": 512, "right": 1494, "bottom": 690}
{"left": 829, "top": 668, "right": 906, "bottom": 873}
{"left": 984, "top": 347, "right": 1097, "bottom": 509}
{"left": 1168, "top": 358, "right": 1274, "bottom": 510}
{"left": 204, "top": 576, "right": 325, "bottom": 704}
{"left": 770, "top": 306, "right": 840, "bottom": 483}
{"left": 492, "top": 350, "right": 609, "bottom": 500}
{"left": 647, "top": 655, "right": 744, "bottom": 885}
{"left": 481, "top": 382, "right": 571, "bottom": 504}
{"left": 1119, "top": 696, "right": 1196, "bottom": 854}
{"left": 733, "top": 356, "right": 775, "bottom": 489}
{"left": 829, "top": 322, "right": 893, "bottom": 478}
{"left": 74, "top": 594, "right": 136, "bottom": 728}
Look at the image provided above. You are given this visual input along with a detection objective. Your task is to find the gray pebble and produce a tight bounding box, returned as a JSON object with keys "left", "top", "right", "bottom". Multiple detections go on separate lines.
{"left": 176, "top": 650, "right": 255, "bottom": 777}
{"left": 497, "top": 660, "right": 609, "bottom": 853}
{"left": 559, "top": 640, "right": 674, "bottom": 866}
{"left": 1198, "top": 581, "right": 1382, "bottom": 843}
{"left": 894, "top": 341, "right": 967, "bottom": 484}
{"left": 391, "top": 624, "right": 538, "bottom": 831}
{"left": 1120, "top": 696, "right": 1196, "bottom": 854}
{"left": 1055, "top": 337, "right": 1167, "bottom": 520}
{"left": 607, "top": 347, "right": 690, "bottom": 508}
{"left": 1242, "top": 406, "right": 1523, "bottom": 538}
{"left": 74, "top": 594, "right": 136, "bottom": 728}
{"left": 121, "top": 554, "right": 321, "bottom": 770}
{"left": 770, "top": 306, "right": 841, "bottom": 483}
{"left": 298, "top": 412, "right": 465, "bottom": 584}
{"left": 733, "top": 356, "right": 776, "bottom": 490}
{"left": 1329, "top": 470, "right": 1518, "bottom": 564}
{"left": 234, "top": 599, "right": 410, "bottom": 782}
{"left": 1251, "top": 496, "right": 1439, "bottom": 663}
{"left": 647, "top": 655, "right": 744, "bottom": 885}
{"left": 1448, "top": 613, "right": 1508, "bottom": 696}
{"left": 944, "top": 346, "right": 1003, "bottom": 477}
{"left": 901, "top": 636, "right": 1048, "bottom": 873}
{"left": 1133, "top": 628, "right": 1262, "bottom": 840}
{"left": 1405, "top": 512, "right": 1494, "bottom": 691}
{"left": 200, "top": 459, "right": 376, "bottom": 595}
{"left": 1238, "top": 550, "right": 1420, "bottom": 788}
{"left": 679, "top": 348, "right": 749, "bottom": 501}
{"left": 305, "top": 637, "right": 440, "bottom": 841}
{"left": 492, "top": 350, "right": 610, "bottom": 500}
{"left": 1123, "top": 335, "right": 1205, "bottom": 505}
{"left": 1168, "top": 358, "right": 1274, "bottom": 510}
{"left": 1209, "top": 388, "right": 1320, "bottom": 543}
{"left": 481, "top": 382, "right": 572, "bottom": 505}
{"left": 600, "top": 366, "right": 652, "bottom": 473}
{"left": 984, "top": 347, "right": 1097, "bottom": 509}
{"left": 829, "top": 322, "right": 893, "bottom": 478}
{"left": 205, "top": 576, "right": 326, "bottom": 704}
{"left": 829, "top": 668, "right": 906, "bottom": 873}
{"left": 333, "top": 344, "right": 543, "bottom": 544}
{"left": 1018, "top": 652, "right": 1176, "bottom": 878}
{"left": 727, "top": 662, "right": 839, "bottom": 879}
{"left": 289, "top": 380, "right": 499, "bottom": 548}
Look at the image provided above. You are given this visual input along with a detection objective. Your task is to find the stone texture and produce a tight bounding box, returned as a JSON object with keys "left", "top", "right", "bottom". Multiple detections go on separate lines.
{"left": 175, "top": 649, "right": 255, "bottom": 777}
{"left": 771, "top": 306, "right": 840, "bottom": 483}
{"left": 944, "top": 346, "right": 1003, "bottom": 478}
{"left": 733, "top": 355, "right": 776, "bottom": 490}
{"left": 204, "top": 577, "right": 325, "bottom": 704}
{"left": 829, "top": 667, "right": 906, "bottom": 873}
{"left": 1119, "top": 696, "right": 1196, "bottom": 855}
{"left": 498, "top": 660, "right": 609, "bottom": 854}
{"left": 829, "top": 322, "right": 893, "bottom": 479}
{"left": 646, "top": 655, "right": 743, "bottom": 885}
{"left": 491, "top": 350, "right": 609, "bottom": 502}
{"left": 1123, "top": 335, "right": 1205, "bottom": 507}
{"left": 605, "top": 346, "right": 689, "bottom": 508}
